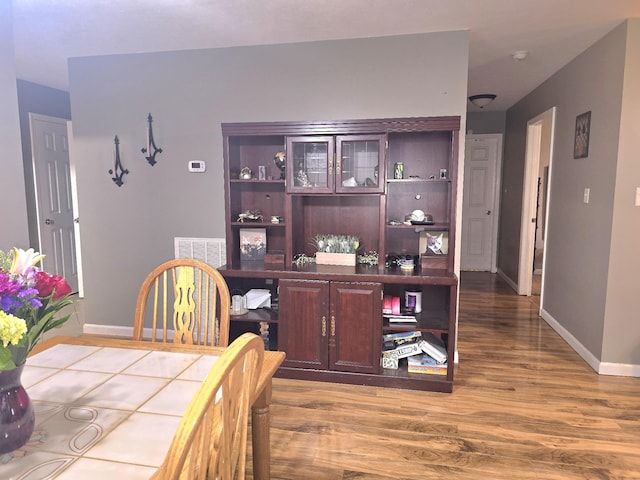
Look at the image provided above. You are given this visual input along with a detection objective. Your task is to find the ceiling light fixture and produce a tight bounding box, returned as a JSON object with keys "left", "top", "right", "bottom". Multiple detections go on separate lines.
{"left": 512, "top": 50, "right": 529, "bottom": 61}
{"left": 468, "top": 94, "right": 496, "bottom": 109}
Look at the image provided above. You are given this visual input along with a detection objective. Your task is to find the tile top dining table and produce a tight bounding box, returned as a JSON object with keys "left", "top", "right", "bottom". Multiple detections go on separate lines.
{"left": 1, "top": 336, "right": 285, "bottom": 480}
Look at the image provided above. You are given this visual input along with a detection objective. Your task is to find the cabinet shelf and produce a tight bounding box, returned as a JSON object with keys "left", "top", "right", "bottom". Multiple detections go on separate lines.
{"left": 230, "top": 179, "right": 285, "bottom": 184}
{"left": 230, "top": 308, "right": 278, "bottom": 324}
{"left": 382, "top": 313, "right": 449, "bottom": 332}
{"left": 386, "top": 178, "right": 450, "bottom": 184}
{"left": 385, "top": 223, "right": 449, "bottom": 230}
{"left": 381, "top": 364, "right": 450, "bottom": 383}
{"left": 231, "top": 222, "right": 286, "bottom": 228}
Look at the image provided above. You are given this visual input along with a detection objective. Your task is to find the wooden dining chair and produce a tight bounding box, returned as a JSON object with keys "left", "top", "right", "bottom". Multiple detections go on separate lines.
{"left": 153, "top": 332, "right": 264, "bottom": 480}
{"left": 133, "top": 258, "right": 231, "bottom": 347}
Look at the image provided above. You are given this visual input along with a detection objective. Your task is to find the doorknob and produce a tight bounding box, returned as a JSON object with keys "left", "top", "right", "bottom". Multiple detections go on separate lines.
{"left": 45, "top": 218, "right": 54, "bottom": 225}
{"left": 486, "top": 210, "right": 491, "bottom": 215}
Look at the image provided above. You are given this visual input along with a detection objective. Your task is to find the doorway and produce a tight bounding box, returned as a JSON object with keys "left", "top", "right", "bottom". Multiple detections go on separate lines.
{"left": 461, "top": 134, "right": 503, "bottom": 272}
{"left": 29, "top": 113, "right": 81, "bottom": 294}
{"left": 518, "top": 107, "right": 555, "bottom": 305}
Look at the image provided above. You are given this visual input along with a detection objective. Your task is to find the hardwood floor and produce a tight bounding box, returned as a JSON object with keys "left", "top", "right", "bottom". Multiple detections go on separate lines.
{"left": 250, "top": 272, "right": 640, "bottom": 479}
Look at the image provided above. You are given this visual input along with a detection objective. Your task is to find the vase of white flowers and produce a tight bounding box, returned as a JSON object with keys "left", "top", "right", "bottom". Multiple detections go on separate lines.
{"left": 0, "top": 247, "right": 74, "bottom": 453}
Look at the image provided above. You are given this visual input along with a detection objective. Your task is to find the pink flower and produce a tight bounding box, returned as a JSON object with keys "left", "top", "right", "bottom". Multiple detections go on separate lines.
{"left": 34, "top": 271, "right": 72, "bottom": 300}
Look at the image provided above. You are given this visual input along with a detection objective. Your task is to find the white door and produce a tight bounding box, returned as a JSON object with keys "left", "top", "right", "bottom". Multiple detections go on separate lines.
{"left": 461, "top": 134, "right": 502, "bottom": 271}
{"left": 30, "top": 114, "right": 78, "bottom": 292}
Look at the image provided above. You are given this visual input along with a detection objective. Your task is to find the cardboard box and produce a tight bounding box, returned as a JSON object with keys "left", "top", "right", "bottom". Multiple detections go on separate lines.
{"left": 264, "top": 252, "right": 285, "bottom": 267}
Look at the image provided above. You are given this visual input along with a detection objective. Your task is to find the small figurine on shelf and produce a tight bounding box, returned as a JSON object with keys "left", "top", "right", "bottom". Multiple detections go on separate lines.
{"left": 273, "top": 152, "right": 286, "bottom": 180}
{"left": 296, "top": 169, "right": 311, "bottom": 187}
{"left": 239, "top": 167, "right": 253, "bottom": 179}
{"left": 237, "top": 210, "right": 264, "bottom": 222}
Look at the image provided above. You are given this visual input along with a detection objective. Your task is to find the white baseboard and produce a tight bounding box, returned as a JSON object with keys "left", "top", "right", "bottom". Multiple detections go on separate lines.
{"left": 540, "top": 307, "right": 640, "bottom": 377}
{"left": 83, "top": 324, "right": 180, "bottom": 342}
{"left": 496, "top": 268, "right": 518, "bottom": 293}
{"left": 83, "top": 323, "right": 133, "bottom": 338}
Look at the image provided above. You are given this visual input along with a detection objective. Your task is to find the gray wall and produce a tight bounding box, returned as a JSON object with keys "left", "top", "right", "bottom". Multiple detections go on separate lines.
{"left": 602, "top": 19, "right": 640, "bottom": 364}
{"left": 499, "top": 20, "right": 638, "bottom": 365}
{"left": 466, "top": 111, "right": 506, "bottom": 135}
{"left": 68, "top": 32, "right": 469, "bottom": 330}
{"left": 0, "top": 1, "right": 29, "bottom": 251}
{"left": 16, "top": 80, "right": 72, "bottom": 249}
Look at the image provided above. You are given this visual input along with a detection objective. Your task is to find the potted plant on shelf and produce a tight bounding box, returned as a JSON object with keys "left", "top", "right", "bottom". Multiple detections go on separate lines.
{"left": 312, "top": 234, "right": 359, "bottom": 266}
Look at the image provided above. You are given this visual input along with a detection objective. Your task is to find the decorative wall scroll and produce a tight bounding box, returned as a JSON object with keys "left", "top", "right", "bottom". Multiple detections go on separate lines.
{"left": 141, "top": 113, "right": 162, "bottom": 166}
{"left": 108, "top": 135, "right": 129, "bottom": 187}
{"left": 573, "top": 111, "right": 591, "bottom": 159}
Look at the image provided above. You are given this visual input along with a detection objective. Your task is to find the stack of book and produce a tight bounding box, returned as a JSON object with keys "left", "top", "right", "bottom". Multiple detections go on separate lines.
{"left": 407, "top": 354, "right": 447, "bottom": 375}
{"left": 381, "top": 331, "right": 422, "bottom": 370}
{"left": 407, "top": 333, "right": 448, "bottom": 375}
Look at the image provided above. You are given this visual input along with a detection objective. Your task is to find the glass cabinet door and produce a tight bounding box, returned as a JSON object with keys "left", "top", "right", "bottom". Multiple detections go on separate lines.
{"left": 286, "top": 136, "right": 335, "bottom": 193}
{"left": 336, "top": 134, "right": 386, "bottom": 193}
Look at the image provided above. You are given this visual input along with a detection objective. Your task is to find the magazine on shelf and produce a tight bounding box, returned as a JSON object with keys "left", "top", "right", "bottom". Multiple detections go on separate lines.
{"left": 407, "top": 354, "right": 448, "bottom": 375}
{"left": 417, "top": 332, "right": 447, "bottom": 364}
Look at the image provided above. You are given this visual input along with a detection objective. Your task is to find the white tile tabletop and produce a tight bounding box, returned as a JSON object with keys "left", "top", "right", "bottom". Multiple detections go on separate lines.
{"left": 1, "top": 344, "right": 219, "bottom": 480}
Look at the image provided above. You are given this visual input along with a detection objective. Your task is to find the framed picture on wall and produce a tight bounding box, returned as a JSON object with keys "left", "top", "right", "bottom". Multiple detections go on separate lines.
{"left": 573, "top": 111, "right": 591, "bottom": 159}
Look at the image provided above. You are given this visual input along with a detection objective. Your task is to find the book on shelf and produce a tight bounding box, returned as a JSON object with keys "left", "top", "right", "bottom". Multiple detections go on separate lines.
{"left": 417, "top": 332, "right": 448, "bottom": 364}
{"left": 382, "top": 331, "right": 421, "bottom": 344}
{"left": 384, "top": 314, "right": 417, "bottom": 323}
{"left": 394, "top": 341, "right": 422, "bottom": 359}
{"left": 407, "top": 354, "right": 448, "bottom": 375}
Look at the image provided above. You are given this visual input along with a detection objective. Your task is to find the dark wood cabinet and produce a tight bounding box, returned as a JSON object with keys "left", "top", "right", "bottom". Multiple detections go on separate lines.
{"left": 220, "top": 117, "right": 459, "bottom": 392}
{"left": 279, "top": 279, "right": 382, "bottom": 374}
{"left": 278, "top": 279, "right": 328, "bottom": 370}
{"left": 286, "top": 134, "right": 386, "bottom": 194}
{"left": 328, "top": 282, "right": 382, "bottom": 374}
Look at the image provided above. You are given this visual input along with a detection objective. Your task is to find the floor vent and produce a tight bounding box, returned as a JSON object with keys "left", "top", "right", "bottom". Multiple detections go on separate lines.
{"left": 174, "top": 237, "right": 226, "bottom": 268}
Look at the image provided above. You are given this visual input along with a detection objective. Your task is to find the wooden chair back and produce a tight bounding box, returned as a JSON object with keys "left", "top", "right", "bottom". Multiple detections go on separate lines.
{"left": 153, "top": 332, "right": 264, "bottom": 480}
{"left": 133, "top": 259, "right": 231, "bottom": 347}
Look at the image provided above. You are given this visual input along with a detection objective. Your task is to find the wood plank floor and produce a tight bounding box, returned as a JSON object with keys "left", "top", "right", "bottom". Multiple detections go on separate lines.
{"left": 249, "top": 272, "right": 640, "bottom": 479}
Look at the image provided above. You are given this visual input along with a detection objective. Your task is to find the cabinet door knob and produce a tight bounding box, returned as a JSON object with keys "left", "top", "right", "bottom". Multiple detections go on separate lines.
{"left": 321, "top": 316, "right": 327, "bottom": 337}
{"left": 331, "top": 316, "right": 336, "bottom": 337}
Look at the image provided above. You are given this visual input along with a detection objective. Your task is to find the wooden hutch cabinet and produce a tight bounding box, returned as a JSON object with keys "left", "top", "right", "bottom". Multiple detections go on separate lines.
{"left": 220, "top": 117, "right": 459, "bottom": 392}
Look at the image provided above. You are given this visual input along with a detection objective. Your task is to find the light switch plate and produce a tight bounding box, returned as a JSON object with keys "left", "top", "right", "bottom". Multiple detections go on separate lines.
{"left": 583, "top": 187, "right": 590, "bottom": 204}
{"left": 635, "top": 187, "right": 640, "bottom": 206}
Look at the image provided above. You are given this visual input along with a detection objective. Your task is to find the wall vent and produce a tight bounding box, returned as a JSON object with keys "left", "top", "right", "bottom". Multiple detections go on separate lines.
{"left": 174, "top": 237, "right": 226, "bottom": 268}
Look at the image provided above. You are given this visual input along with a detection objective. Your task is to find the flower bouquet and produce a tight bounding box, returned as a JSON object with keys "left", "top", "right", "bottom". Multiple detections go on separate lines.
{"left": 0, "top": 248, "right": 74, "bottom": 370}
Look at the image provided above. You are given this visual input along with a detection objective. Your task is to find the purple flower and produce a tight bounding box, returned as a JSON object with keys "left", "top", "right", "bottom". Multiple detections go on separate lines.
{"left": 0, "top": 271, "right": 41, "bottom": 314}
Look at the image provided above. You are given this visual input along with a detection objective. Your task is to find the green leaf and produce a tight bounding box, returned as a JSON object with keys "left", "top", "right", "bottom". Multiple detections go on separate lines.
{"left": 0, "top": 347, "right": 17, "bottom": 370}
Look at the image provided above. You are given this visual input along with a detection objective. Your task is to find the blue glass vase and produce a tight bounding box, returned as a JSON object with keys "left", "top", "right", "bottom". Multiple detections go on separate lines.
{"left": 0, "top": 363, "right": 35, "bottom": 454}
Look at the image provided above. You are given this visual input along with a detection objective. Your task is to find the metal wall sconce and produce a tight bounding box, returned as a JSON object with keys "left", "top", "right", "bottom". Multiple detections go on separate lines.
{"left": 141, "top": 113, "right": 162, "bottom": 166}
{"left": 109, "top": 135, "right": 129, "bottom": 187}
{"left": 468, "top": 94, "right": 497, "bottom": 109}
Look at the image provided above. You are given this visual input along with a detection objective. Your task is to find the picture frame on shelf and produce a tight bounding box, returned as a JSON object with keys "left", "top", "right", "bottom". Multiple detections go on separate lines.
{"left": 239, "top": 228, "right": 266, "bottom": 261}
{"left": 419, "top": 231, "right": 448, "bottom": 256}
{"left": 573, "top": 111, "right": 591, "bottom": 159}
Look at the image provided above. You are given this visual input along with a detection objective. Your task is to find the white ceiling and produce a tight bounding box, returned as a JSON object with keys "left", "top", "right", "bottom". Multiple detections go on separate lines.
{"left": 10, "top": 0, "right": 640, "bottom": 111}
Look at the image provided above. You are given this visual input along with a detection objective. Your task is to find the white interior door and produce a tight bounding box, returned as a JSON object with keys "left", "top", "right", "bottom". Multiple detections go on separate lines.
{"left": 461, "top": 134, "right": 502, "bottom": 271}
{"left": 30, "top": 113, "right": 78, "bottom": 292}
